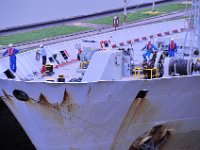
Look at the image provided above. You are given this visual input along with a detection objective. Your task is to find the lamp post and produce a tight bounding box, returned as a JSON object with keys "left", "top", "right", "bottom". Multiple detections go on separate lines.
{"left": 152, "top": 0, "right": 156, "bottom": 12}
{"left": 124, "top": 0, "right": 127, "bottom": 25}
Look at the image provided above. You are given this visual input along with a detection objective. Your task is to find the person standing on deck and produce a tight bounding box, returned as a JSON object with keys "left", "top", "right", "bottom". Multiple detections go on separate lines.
{"left": 168, "top": 38, "right": 177, "bottom": 57}
{"left": 38, "top": 44, "right": 47, "bottom": 65}
{"left": 2, "top": 44, "right": 19, "bottom": 73}
{"left": 141, "top": 39, "right": 158, "bottom": 62}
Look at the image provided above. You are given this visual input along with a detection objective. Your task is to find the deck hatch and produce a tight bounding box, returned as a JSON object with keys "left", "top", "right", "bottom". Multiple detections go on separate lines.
{"left": 135, "top": 90, "right": 148, "bottom": 99}
{"left": 4, "top": 69, "right": 15, "bottom": 79}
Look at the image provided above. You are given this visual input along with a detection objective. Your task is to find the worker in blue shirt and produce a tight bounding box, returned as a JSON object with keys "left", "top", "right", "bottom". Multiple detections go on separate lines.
{"left": 2, "top": 44, "right": 19, "bottom": 73}
{"left": 141, "top": 39, "right": 158, "bottom": 62}
{"left": 168, "top": 38, "right": 177, "bottom": 57}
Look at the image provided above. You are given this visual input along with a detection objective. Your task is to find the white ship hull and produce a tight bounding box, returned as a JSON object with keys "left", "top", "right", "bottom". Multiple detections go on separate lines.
{"left": 1, "top": 75, "right": 200, "bottom": 149}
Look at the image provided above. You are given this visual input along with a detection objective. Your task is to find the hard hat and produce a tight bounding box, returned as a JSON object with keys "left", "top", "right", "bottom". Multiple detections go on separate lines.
{"left": 8, "top": 43, "right": 13, "bottom": 47}
{"left": 170, "top": 38, "right": 174, "bottom": 41}
{"left": 40, "top": 44, "right": 44, "bottom": 48}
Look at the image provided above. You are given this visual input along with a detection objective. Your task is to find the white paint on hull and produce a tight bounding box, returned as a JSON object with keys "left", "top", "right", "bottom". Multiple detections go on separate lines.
{"left": 0, "top": 76, "right": 200, "bottom": 149}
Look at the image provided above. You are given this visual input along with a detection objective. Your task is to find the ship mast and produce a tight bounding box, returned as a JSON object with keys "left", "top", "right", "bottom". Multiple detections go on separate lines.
{"left": 189, "top": 0, "right": 200, "bottom": 51}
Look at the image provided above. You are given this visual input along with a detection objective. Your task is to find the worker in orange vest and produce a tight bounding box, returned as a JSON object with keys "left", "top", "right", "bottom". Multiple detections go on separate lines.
{"left": 2, "top": 44, "right": 19, "bottom": 72}
{"left": 168, "top": 38, "right": 177, "bottom": 57}
{"left": 100, "top": 40, "right": 110, "bottom": 49}
{"left": 141, "top": 39, "right": 158, "bottom": 62}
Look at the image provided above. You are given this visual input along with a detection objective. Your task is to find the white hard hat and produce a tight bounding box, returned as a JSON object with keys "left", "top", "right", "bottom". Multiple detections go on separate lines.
{"left": 8, "top": 43, "right": 13, "bottom": 47}
{"left": 147, "top": 39, "right": 151, "bottom": 44}
{"left": 40, "top": 44, "right": 44, "bottom": 48}
{"left": 170, "top": 38, "right": 174, "bottom": 41}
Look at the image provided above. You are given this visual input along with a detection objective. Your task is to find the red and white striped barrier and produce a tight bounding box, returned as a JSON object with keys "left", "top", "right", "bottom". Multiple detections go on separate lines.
{"left": 142, "top": 37, "right": 147, "bottom": 41}
{"left": 119, "top": 42, "right": 125, "bottom": 46}
{"left": 134, "top": 38, "right": 140, "bottom": 42}
{"left": 164, "top": 31, "right": 170, "bottom": 36}
{"left": 172, "top": 29, "right": 178, "bottom": 33}
{"left": 149, "top": 35, "right": 154, "bottom": 39}
{"left": 110, "top": 27, "right": 187, "bottom": 49}
{"left": 112, "top": 44, "right": 117, "bottom": 48}
{"left": 157, "top": 33, "right": 162, "bottom": 37}
{"left": 127, "top": 40, "right": 132, "bottom": 44}
{"left": 180, "top": 28, "right": 186, "bottom": 32}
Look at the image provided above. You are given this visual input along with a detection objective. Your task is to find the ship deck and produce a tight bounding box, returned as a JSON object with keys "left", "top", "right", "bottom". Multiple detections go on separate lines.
{"left": 0, "top": 19, "right": 194, "bottom": 82}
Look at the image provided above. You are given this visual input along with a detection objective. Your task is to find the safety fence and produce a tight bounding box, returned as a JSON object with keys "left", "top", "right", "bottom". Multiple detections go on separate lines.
{"left": 111, "top": 27, "right": 186, "bottom": 48}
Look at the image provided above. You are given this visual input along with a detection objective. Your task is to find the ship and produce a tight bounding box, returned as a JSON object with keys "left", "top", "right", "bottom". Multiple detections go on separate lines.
{"left": 0, "top": 1, "right": 200, "bottom": 150}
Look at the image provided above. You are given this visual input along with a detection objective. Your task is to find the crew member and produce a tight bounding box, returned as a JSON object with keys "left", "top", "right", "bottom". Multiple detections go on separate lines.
{"left": 38, "top": 44, "right": 47, "bottom": 65}
{"left": 141, "top": 39, "right": 158, "bottom": 62}
{"left": 100, "top": 40, "right": 110, "bottom": 49}
{"left": 2, "top": 43, "right": 19, "bottom": 73}
{"left": 168, "top": 38, "right": 177, "bottom": 57}
{"left": 77, "top": 48, "right": 82, "bottom": 60}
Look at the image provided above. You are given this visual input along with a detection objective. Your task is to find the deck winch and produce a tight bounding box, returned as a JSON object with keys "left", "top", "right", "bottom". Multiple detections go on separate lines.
{"left": 166, "top": 58, "right": 194, "bottom": 76}
{"left": 140, "top": 51, "right": 164, "bottom": 79}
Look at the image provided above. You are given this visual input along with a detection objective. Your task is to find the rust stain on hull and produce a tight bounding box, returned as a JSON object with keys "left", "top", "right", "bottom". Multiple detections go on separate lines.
{"left": 39, "top": 93, "right": 49, "bottom": 103}
{"left": 38, "top": 93, "right": 60, "bottom": 110}
{"left": 1, "top": 89, "right": 16, "bottom": 108}
{"left": 2, "top": 89, "right": 12, "bottom": 101}
{"left": 63, "top": 89, "right": 70, "bottom": 102}
{"left": 62, "top": 89, "right": 72, "bottom": 112}
{"left": 87, "top": 86, "right": 92, "bottom": 98}
{"left": 62, "top": 89, "right": 78, "bottom": 112}
{"left": 111, "top": 98, "right": 144, "bottom": 149}
{"left": 111, "top": 97, "right": 156, "bottom": 150}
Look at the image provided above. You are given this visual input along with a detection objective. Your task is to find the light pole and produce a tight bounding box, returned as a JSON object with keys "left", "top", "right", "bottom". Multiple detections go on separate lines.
{"left": 152, "top": 0, "right": 156, "bottom": 12}
{"left": 124, "top": 0, "right": 127, "bottom": 25}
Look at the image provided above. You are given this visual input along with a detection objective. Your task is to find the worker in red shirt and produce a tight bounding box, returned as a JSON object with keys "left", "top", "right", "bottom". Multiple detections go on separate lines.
{"left": 2, "top": 44, "right": 19, "bottom": 73}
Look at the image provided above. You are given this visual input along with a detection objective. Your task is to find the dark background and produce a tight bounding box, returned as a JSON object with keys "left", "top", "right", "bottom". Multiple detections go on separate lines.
{"left": 0, "top": 100, "right": 35, "bottom": 150}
